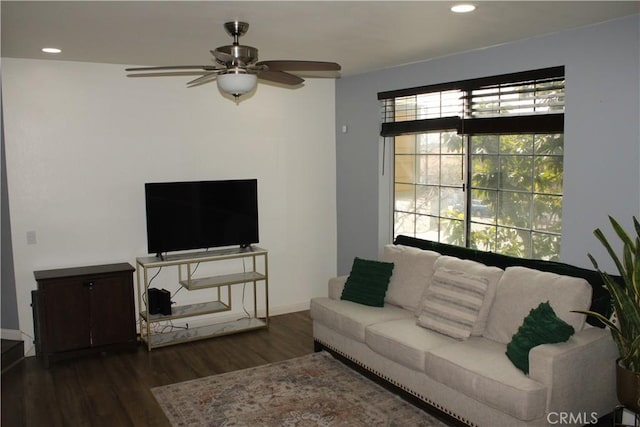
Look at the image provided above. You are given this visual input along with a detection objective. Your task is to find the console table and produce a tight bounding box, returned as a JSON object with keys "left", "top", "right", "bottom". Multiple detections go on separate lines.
{"left": 136, "top": 246, "right": 269, "bottom": 350}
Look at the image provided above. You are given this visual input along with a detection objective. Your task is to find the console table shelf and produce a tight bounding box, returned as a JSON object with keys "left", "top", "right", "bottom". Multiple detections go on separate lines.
{"left": 145, "top": 318, "right": 267, "bottom": 348}
{"left": 136, "top": 246, "right": 269, "bottom": 350}
{"left": 140, "top": 300, "right": 230, "bottom": 322}
{"left": 179, "top": 271, "right": 266, "bottom": 290}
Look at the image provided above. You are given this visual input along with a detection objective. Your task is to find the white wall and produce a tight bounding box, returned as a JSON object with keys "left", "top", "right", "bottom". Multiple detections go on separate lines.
{"left": 335, "top": 15, "right": 640, "bottom": 275}
{"left": 2, "top": 58, "right": 337, "bottom": 350}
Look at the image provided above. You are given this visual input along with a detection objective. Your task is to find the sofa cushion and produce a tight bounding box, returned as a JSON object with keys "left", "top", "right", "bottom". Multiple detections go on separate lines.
{"left": 380, "top": 244, "right": 441, "bottom": 311}
{"left": 416, "top": 267, "right": 490, "bottom": 339}
{"left": 483, "top": 266, "right": 591, "bottom": 344}
{"left": 506, "top": 301, "right": 575, "bottom": 374}
{"left": 340, "top": 257, "right": 394, "bottom": 307}
{"left": 424, "top": 337, "right": 548, "bottom": 421}
{"left": 310, "top": 297, "right": 414, "bottom": 342}
{"left": 434, "top": 255, "right": 504, "bottom": 336}
{"left": 365, "top": 318, "right": 456, "bottom": 371}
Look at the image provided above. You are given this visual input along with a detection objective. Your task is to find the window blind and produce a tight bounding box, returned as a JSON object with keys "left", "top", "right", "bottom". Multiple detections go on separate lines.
{"left": 379, "top": 66, "right": 564, "bottom": 137}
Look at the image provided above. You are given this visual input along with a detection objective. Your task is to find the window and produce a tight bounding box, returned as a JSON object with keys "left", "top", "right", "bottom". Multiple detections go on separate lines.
{"left": 380, "top": 67, "right": 565, "bottom": 260}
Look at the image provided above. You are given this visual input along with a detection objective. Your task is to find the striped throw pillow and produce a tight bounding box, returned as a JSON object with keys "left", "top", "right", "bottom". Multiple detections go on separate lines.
{"left": 417, "top": 267, "right": 489, "bottom": 339}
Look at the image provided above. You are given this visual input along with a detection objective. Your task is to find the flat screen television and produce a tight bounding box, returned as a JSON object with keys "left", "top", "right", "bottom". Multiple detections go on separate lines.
{"left": 144, "top": 179, "right": 259, "bottom": 256}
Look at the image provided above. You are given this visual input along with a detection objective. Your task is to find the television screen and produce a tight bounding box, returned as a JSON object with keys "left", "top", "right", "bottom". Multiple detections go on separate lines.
{"left": 144, "top": 179, "right": 259, "bottom": 255}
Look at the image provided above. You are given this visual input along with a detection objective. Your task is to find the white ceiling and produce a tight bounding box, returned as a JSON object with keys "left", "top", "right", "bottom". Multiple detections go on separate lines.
{"left": 2, "top": 1, "right": 639, "bottom": 77}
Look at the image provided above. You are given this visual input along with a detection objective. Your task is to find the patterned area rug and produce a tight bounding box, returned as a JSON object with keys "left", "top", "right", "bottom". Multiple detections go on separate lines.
{"left": 152, "top": 351, "right": 448, "bottom": 426}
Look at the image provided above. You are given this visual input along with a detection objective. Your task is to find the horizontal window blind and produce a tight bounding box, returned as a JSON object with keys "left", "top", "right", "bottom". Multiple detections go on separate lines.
{"left": 380, "top": 66, "right": 564, "bottom": 137}
{"left": 467, "top": 78, "right": 565, "bottom": 117}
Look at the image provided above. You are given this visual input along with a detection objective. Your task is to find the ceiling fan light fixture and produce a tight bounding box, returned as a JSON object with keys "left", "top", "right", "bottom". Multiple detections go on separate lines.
{"left": 216, "top": 70, "right": 257, "bottom": 98}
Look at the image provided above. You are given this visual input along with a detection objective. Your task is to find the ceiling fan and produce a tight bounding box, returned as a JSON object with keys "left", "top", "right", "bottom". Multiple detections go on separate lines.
{"left": 126, "top": 21, "right": 341, "bottom": 101}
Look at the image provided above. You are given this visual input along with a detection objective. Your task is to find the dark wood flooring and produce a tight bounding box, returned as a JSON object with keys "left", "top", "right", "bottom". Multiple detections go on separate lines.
{"left": 1, "top": 310, "right": 314, "bottom": 427}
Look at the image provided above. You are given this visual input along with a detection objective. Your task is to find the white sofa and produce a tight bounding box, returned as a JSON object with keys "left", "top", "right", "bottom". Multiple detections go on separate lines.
{"left": 310, "top": 240, "right": 619, "bottom": 427}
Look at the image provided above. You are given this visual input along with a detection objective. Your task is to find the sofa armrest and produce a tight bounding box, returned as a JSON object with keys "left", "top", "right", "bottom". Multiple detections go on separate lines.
{"left": 328, "top": 275, "right": 349, "bottom": 300}
{"left": 529, "top": 327, "right": 618, "bottom": 417}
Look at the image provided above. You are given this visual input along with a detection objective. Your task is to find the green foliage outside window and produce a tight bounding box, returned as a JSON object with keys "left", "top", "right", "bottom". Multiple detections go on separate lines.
{"left": 394, "top": 132, "right": 563, "bottom": 261}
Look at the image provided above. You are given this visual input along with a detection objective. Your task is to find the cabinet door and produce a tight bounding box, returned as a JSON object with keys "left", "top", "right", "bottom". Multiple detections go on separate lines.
{"left": 89, "top": 274, "right": 136, "bottom": 347}
{"left": 40, "top": 279, "right": 91, "bottom": 353}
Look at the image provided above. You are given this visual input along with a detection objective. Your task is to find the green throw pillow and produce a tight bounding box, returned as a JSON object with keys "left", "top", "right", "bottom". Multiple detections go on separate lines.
{"left": 341, "top": 257, "right": 394, "bottom": 307}
{"left": 506, "top": 301, "right": 575, "bottom": 374}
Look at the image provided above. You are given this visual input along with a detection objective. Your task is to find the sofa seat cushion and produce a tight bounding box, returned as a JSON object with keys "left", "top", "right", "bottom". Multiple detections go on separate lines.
{"left": 365, "top": 318, "right": 456, "bottom": 371}
{"left": 424, "top": 337, "right": 548, "bottom": 421}
{"left": 310, "top": 297, "right": 414, "bottom": 342}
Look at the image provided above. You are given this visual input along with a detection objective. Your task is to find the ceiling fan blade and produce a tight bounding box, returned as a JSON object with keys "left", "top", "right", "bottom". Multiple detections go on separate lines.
{"left": 186, "top": 72, "right": 220, "bottom": 88}
{"left": 125, "top": 65, "right": 220, "bottom": 72}
{"left": 256, "top": 60, "right": 341, "bottom": 72}
{"left": 258, "top": 70, "right": 304, "bottom": 86}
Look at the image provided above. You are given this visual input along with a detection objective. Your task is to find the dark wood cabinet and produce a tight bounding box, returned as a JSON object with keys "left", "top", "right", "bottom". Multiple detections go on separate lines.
{"left": 32, "top": 263, "right": 137, "bottom": 367}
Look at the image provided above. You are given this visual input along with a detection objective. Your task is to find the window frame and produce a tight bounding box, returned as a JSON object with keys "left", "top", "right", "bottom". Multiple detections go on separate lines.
{"left": 380, "top": 66, "right": 565, "bottom": 260}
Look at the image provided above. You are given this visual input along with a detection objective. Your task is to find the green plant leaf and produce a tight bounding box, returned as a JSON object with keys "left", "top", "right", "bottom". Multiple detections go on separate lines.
{"left": 584, "top": 216, "right": 640, "bottom": 373}
{"left": 594, "top": 228, "right": 627, "bottom": 283}
{"left": 572, "top": 309, "right": 621, "bottom": 335}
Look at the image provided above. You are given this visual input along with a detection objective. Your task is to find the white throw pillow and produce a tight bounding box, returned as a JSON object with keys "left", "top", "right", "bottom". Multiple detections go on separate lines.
{"left": 434, "top": 255, "right": 504, "bottom": 336}
{"left": 380, "top": 245, "right": 440, "bottom": 311}
{"left": 416, "top": 267, "right": 490, "bottom": 340}
{"left": 483, "top": 266, "right": 592, "bottom": 344}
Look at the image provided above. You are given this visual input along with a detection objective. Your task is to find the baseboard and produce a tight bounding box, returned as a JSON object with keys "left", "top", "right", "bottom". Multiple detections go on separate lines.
{"left": 1, "top": 328, "right": 22, "bottom": 341}
{"left": 265, "top": 301, "right": 310, "bottom": 317}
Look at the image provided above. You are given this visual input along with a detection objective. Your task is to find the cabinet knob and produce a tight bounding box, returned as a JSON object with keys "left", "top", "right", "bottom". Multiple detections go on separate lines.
{"left": 84, "top": 281, "right": 94, "bottom": 290}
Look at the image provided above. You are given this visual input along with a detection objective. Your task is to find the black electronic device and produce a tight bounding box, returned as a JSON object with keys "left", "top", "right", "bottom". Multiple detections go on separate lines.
{"left": 148, "top": 288, "right": 172, "bottom": 315}
{"left": 144, "top": 179, "right": 259, "bottom": 256}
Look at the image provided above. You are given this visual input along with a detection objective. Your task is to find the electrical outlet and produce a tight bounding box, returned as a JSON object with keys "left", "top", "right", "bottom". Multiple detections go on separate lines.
{"left": 26, "top": 230, "right": 37, "bottom": 245}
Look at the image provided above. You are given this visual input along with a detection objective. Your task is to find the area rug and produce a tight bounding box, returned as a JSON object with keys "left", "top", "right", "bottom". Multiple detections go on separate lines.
{"left": 152, "top": 351, "right": 448, "bottom": 426}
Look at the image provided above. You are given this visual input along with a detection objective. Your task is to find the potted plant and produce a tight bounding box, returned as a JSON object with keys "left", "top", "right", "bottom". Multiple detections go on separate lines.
{"left": 575, "top": 216, "right": 640, "bottom": 412}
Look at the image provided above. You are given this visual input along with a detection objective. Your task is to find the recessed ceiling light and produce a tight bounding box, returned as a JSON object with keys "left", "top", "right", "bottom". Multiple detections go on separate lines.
{"left": 41, "top": 47, "right": 62, "bottom": 54}
{"left": 451, "top": 4, "right": 476, "bottom": 13}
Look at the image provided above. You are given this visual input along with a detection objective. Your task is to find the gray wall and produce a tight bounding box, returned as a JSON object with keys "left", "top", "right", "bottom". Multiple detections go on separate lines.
{"left": 335, "top": 15, "right": 640, "bottom": 275}
{"left": 1, "top": 84, "right": 20, "bottom": 332}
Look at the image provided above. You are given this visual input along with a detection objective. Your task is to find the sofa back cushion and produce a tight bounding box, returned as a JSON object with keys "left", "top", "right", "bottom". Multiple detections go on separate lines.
{"left": 394, "top": 234, "right": 614, "bottom": 328}
{"left": 483, "top": 266, "right": 592, "bottom": 344}
{"left": 380, "top": 245, "right": 440, "bottom": 311}
{"left": 434, "top": 256, "right": 504, "bottom": 336}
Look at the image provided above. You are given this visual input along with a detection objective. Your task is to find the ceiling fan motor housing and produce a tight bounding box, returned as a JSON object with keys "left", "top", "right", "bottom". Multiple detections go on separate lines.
{"left": 216, "top": 45, "right": 259, "bottom": 66}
